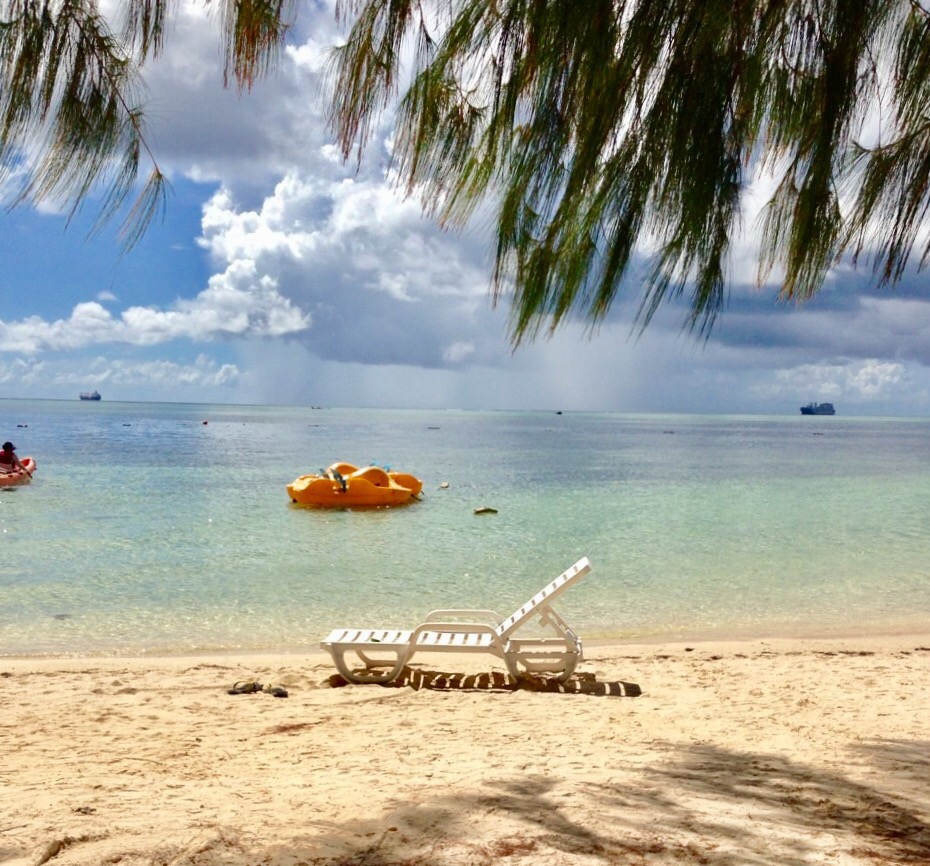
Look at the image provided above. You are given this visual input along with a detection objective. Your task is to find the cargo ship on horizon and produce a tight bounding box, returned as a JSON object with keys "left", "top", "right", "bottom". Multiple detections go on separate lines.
{"left": 800, "top": 402, "right": 835, "bottom": 415}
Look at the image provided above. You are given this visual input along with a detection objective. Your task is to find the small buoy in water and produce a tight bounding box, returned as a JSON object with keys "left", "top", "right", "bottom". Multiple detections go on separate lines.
{"left": 473, "top": 506, "right": 498, "bottom": 515}
{"left": 439, "top": 481, "right": 449, "bottom": 489}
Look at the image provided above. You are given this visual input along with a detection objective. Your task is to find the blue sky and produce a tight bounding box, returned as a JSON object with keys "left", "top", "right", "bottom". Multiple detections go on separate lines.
{"left": 2, "top": 2, "right": 930, "bottom": 415}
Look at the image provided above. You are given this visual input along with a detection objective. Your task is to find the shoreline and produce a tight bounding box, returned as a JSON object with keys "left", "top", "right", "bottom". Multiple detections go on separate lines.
{"left": 2, "top": 632, "right": 929, "bottom": 678}
{"left": 3, "top": 636, "right": 929, "bottom": 865}
{"left": 3, "top": 622, "right": 930, "bottom": 664}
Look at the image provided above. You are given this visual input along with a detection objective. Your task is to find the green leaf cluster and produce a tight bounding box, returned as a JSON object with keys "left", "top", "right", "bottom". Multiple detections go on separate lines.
{"left": 0, "top": 0, "right": 169, "bottom": 246}
{"left": 0, "top": 0, "right": 287, "bottom": 248}
{"left": 4, "top": 0, "right": 930, "bottom": 340}
{"left": 329, "top": 0, "right": 930, "bottom": 339}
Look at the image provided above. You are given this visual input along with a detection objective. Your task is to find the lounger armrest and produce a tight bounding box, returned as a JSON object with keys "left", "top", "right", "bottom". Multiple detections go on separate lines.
{"left": 507, "top": 636, "right": 581, "bottom": 651}
{"left": 422, "top": 609, "right": 503, "bottom": 624}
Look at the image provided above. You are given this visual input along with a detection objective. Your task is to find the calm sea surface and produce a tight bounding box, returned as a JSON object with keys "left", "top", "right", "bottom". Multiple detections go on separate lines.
{"left": 1, "top": 399, "right": 929, "bottom": 657}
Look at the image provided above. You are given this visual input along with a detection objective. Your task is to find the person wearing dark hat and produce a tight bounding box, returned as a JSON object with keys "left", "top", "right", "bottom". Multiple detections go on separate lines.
{"left": 0, "top": 442, "right": 28, "bottom": 475}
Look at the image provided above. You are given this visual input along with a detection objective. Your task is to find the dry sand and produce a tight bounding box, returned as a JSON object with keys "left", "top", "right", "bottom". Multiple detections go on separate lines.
{"left": 2, "top": 635, "right": 929, "bottom": 866}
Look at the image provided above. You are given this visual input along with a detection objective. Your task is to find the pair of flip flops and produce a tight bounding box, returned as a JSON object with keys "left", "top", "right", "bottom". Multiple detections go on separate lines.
{"left": 227, "top": 681, "right": 288, "bottom": 698}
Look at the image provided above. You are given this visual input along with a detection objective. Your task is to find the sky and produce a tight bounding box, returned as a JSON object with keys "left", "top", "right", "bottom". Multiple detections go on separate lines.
{"left": 2, "top": 2, "right": 930, "bottom": 415}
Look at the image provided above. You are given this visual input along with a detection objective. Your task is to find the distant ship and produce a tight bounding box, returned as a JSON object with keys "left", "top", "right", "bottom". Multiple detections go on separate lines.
{"left": 79, "top": 391, "right": 102, "bottom": 401}
{"left": 800, "top": 402, "right": 835, "bottom": 416}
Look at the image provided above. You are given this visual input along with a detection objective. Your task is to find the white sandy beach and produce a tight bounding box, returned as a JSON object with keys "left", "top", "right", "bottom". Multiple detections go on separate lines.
{"left": 2, "top": 635, "right": 929, "bottom": 866}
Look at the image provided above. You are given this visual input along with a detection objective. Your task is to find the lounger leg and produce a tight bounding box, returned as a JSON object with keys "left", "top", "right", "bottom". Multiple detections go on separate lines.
{"left": 330, "top": 647, "right": 408, "bottom": 684}
{"left": 504, "top": 653, "right": 579, "bottom": 683}
{"left": 503, "top": 654, "right": 523, "bottom": 681}
{"left": 555, "top": 655, "right": 578, "bottom": 683}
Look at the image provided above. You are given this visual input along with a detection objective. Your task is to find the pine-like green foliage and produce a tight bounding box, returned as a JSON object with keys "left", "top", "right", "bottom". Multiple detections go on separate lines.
{"left": 217, "top": 0, "right": 295, "bottom": 90}
{"left": 329, "top": 0, "right": 929, "bottom": 339}
{"left": 0, "top": 0, "right": 165, "bottom": 246}
{"left": 3, "top": 0, "right": 930, "bottom": 338}
{"left": 0, "top": 0, "right": 285, "bottom": 248}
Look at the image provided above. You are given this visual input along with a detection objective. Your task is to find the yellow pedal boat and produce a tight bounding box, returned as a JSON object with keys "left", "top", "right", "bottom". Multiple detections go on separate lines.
{"left": 287, "top": 462, "right": 423, "bottom": 508}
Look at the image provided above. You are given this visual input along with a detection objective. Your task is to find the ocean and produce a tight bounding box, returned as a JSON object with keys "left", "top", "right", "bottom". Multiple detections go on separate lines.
{"left": 1, "top": 399, "right": 929, "bottom": 657}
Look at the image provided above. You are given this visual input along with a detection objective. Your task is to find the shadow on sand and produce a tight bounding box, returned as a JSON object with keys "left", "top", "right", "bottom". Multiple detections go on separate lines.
{"left": 264, "top": 739, "right": 930, "bottom": 866}
{"left": 325, "top": 667, "right": 642, "bottom": 696}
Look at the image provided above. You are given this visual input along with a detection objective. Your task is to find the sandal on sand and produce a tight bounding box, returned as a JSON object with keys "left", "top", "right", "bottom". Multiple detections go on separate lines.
{"left": 228, "top": 681, "right": 263, "bottom": 695}
{"left": 263, "top": 685, "right": 289, "bottom": 698}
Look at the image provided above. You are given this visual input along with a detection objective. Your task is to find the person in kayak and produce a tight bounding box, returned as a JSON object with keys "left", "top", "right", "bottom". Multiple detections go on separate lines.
{"left": 0, "top": 441, "right": 28, "bottom": 475}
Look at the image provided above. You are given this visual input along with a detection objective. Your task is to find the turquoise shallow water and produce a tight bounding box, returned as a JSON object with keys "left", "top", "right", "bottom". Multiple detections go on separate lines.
{"left": 1, "top": 399, "right": 929, "bottom": 656}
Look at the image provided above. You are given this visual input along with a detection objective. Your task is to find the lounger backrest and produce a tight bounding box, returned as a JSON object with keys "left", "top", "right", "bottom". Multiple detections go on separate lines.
{"left": 495, "top": 557, "right": 591, "bottom": 639}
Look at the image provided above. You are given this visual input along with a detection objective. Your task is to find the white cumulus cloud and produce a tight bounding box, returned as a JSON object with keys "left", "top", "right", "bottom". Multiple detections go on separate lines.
{"left": 0, "top": 277, "right": 309, "bottom": 353}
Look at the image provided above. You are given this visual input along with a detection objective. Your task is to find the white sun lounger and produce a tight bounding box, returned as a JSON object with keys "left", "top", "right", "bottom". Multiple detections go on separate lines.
{"left": 320, "top": 556, "right": 591, "bottom": 684}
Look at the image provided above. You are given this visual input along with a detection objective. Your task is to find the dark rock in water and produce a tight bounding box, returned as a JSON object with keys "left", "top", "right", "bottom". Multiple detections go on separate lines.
{"left": 473, "top": 506, "right": 498, "bottom": 515}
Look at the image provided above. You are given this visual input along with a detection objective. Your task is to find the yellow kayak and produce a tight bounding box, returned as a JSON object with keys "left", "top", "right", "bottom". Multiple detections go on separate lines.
{"left": 287, "top": 462, "right": 422, "bottom": 508}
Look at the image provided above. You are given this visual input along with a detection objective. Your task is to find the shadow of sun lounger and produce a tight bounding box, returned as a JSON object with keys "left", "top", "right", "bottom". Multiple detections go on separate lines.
{"left": 325, "top": 667, "right": 641, "bottom": 697}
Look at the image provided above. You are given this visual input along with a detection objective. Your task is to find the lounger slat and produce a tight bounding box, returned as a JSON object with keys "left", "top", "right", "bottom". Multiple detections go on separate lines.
{"left": 323, "top": 628, "right": 412, "bottom": 646}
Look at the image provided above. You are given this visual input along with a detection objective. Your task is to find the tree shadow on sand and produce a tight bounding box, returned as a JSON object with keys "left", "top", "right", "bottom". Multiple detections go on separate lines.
{"left": 258, "top": 738, "right": 930, "bottom": 866}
